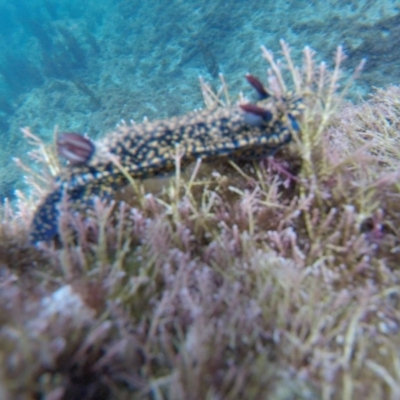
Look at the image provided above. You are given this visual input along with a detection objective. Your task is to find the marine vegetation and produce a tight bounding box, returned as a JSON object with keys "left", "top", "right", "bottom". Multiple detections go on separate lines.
{"left": 1, "top": 40, "right": 400, "bottom": 400}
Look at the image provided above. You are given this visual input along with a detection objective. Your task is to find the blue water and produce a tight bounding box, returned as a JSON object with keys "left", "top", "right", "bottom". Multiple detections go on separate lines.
{"left": 0, "top": 0, "right": 399, "bottom": 199}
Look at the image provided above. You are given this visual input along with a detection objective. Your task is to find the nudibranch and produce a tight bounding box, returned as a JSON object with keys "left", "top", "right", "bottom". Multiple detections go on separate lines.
{"left": 30, "top": 75, "right": 303, "bottom": 243}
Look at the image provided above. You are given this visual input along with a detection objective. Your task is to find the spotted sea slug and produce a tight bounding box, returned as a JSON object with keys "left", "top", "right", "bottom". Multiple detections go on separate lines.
{"left": 30, "top": 75, "right": 303, "bottom": 243}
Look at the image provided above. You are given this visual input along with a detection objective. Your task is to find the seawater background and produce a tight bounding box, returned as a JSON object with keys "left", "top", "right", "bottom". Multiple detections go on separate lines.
{"left": 0, "top": 0, "right": 399, "bottom": 199}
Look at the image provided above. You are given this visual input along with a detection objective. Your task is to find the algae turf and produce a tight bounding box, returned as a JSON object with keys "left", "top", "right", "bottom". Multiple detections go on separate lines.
{"left": 0, "top": 42, "right": 400, "bottom": 400}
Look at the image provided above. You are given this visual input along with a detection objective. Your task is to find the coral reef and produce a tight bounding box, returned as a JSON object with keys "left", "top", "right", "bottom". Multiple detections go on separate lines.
{"left": 1, "top": 41, "right": 400, "bottom": 400}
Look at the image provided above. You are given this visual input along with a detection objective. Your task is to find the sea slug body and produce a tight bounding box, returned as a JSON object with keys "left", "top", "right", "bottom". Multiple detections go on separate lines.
{"left": 30, "top": 75, "right": 303, "bottom": 243}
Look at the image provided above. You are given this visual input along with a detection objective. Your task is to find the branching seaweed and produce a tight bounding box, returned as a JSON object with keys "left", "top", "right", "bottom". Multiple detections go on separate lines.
{"left": 0, "top": 41, "right": 400, "bottom": 400}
